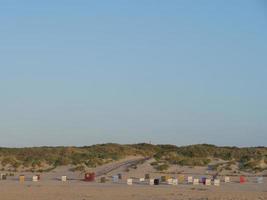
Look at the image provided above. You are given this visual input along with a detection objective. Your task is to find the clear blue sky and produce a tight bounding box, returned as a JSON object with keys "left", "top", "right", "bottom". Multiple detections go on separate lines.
{"left": 0, "top": 1, "right": 266, "bottom": 147}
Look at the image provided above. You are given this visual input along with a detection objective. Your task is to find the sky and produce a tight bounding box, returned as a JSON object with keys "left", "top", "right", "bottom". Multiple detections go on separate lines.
{"left": 0, "top": 0, "right": 267, "bottom": 147}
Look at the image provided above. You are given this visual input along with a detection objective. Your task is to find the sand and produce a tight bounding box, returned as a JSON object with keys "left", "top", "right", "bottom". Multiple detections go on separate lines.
{"left": 0, "top": 157, "right": 266, "bottom": 200}
{"left": 0, "top": 181, "right": 266, "bottom": 200}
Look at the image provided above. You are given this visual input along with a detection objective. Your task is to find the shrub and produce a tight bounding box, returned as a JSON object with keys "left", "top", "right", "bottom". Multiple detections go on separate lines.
{"left": 155, "top": 164, "right": 169, "bottom": 171}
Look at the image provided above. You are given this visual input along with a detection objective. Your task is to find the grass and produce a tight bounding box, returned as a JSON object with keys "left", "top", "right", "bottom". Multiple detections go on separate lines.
{"left": 0, "top": 143, "right": 266, "bottom": 172}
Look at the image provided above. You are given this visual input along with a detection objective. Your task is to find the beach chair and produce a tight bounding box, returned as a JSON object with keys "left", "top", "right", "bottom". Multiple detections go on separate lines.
{"left": 240, "top": 176, "right": 246, "bottom": 184}
{"left": 0, "top": 174, "right": 7, "bottom": 180}
{"left": 178, "top": 175, "right": 185, "bottom": 184}
{"left": 214, "top": 179, "right": 220, "bottom": 186}
{"left": 167, "top": 178, "right": 173, "bottom": 185}
{"left": 118, "top": 173, "right": 122, "bottom": 180}
{"left": 84, "top": 173, "right": 95, "bottom": 182}
{"left": 201, "top": 177, "right": 206, "bottom": 185}
{"left": 61, "top": 176, "right": 67, "bottom": 182}
{"left": 145, "top": 174, "right": 150, "bottom": 179}
{"left": 154, "top": 179, "right": 160, "bottom": 185}
{"left": 100, "top": 177, "right": 106, "bottom": 183}
{"left": 257, "top": 177, "right": 263, "bottom": 184}
{"left": 149, "top": 179, "right": 154, "bottom": 185}
{"left": 172, "top": 178, "right": 178, "bottom": 185}
{"left": 224, "top": 176, "right": 230, "bottom": 183}
{"left": 37, "top": 175, "right": 41, "bottom": 180}
{"left": 19, "top": 175, "right": 25, "bottom": 182}
{"left": 205, "top": 179, "right": 211, "bottom": 186}
{"left": 127, "top": 178, "right": 133, "bottom": 185}
{"left": 193, "top": 178, "right": 199, "bottom": 185}
{"left": 112, "top": 175, "right": 119, "bottom": 183}
{"left": 187, "top": 176, "right": 193, "bottom": 184}
{"left": 32, "top": 175, "right": 38, "bottom": 182}
{"left": 161, "top": 176, "right": 167, "bottom": 182}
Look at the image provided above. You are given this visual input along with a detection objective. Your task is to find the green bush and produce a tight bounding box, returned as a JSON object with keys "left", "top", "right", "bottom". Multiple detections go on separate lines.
{"left": 155, "top": 164, "right": 169, "bottom": 171}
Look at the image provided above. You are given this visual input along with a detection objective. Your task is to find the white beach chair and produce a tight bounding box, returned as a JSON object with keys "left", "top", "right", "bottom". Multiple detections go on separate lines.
{"left": 205, "top": 179, "right": 211, "bottom": 186}
{"left": 167, "top": 178, "right": 173, "bottom": 185}
{"left": 224, "top": 176, "right": 230, "bottom": 183}
{"left": 32, "top": 176, "right": 38, "bottom": 182}
{"left": 172, "top": 179, "right": 178, "bottom": 185}
{"left": 127, "top": 178, "right": 133, "bottom": 185}
{"left": 61, "top": 176, "right": 67, "bottom": 182}
{"left": 214, "top": 179, "right": 220, "bottom": 186}
{"left": 257, "top": 177, "right": 263, "bottom": 184}
{"left": 187, "top": 176, "right": 193, "bottom": 184}
{"left": 193, "top": 178, "right": 199, "bottom": 185}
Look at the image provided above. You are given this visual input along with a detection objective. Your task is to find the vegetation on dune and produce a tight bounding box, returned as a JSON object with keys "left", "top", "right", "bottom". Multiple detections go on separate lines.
{"left": 153, "top": 144, "right": 267, "bottom": 172}
{"left": 0, "top": 143, "right": 266, "bottom": 173}
{"left": 150, "top": 161, "right": 170, "bottom": 171}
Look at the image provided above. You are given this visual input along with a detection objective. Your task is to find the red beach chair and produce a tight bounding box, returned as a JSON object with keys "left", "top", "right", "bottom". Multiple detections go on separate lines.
{"left": 84, "top": 172, "right": 95, "bottom": 182}
{"left": 240, "top": 176, "right": 245, "bottom": 184}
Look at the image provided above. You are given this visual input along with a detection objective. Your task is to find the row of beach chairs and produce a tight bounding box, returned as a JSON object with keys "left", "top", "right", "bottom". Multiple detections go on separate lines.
{"left": 111, "top": 174, "right": 264, "bottom": 186}
{"left": 0, "top": 173, "right": 264, "bottom": 185}
{"left": 123, "top": 175, "right": 264, "bottom": 186}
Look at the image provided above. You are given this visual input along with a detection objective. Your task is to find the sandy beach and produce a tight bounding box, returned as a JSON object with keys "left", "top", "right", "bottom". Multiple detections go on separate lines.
{"left": 0, "top": 179, "right": 266, "bottom": 200}
{"left": 0, "top": 158, "right": 266, "bottom": 200}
